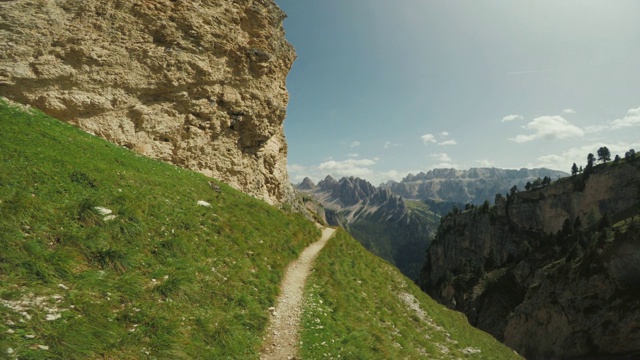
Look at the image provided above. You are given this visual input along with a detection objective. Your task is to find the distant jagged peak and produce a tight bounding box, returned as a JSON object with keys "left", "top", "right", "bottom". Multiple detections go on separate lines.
{"left": 297, "top": 177, "right": 316, "bottom": 190}
{"left": 317, "top": 175, "right": 338, "bottom": 190}
{"left": 300, "top": 174, "right": 403, "bottom": 209}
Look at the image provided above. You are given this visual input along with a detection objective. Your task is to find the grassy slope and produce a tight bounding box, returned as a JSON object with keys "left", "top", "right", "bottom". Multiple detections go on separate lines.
{"left": 301, "top": 229, "right": 521, "bottom": 359}
{"left": 347, "top": 200, "right": 440, "bottom": 280}
{"left": 0, "top": 100, "right": 521, "bottom": 359}
{"left": 0, "top": 100, "right": 320, "bottom": 359}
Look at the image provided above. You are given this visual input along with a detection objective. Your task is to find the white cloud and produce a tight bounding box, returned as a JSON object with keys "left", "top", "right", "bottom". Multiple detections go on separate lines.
{"left": 350, "top": 141, "right": 361, "bottom": 148}
{"left": 585, "top": 124, "right": 607, "bottom": 133}
{"left": 562, "top": 108, "right": 576, "bottom": 114}
{"left": 377, "top": 170, "right": 404, "bottom": 183}
{"left": 477, "top": 159, "right": 495, "bottom": 167}
{"left": 287, "top": 163, "right": 306, "bottom": 173}
{"left": 348, "top": 153, "right": 360, "bottom": 158}
{"left": 288, "top": 163, "right": 312, "bottom": 183}
{"left": 526, "top": 141, "right": 640, "bottom": 171}
{"left": 502, "top": 114, "right": 524, "bottom": 122}
{"left": 422, "top": 132, "right": 457, "bottom": 146}
{"left": 585, "top": 106, "right": 640, "bottom": 133}
{"left": 431, "top": 153, "right": 452, "bottom": 162}
{"left": 510, "top": 115, "right": 584, "bottom": 143}
{"left": 287, "top": 157, "right": 410, "bottom": 186}
{"left": 319, "top": 158, "right": 375, "bottom": 170}
{"left": 421, "top": 133, "right": 437, "bottom": 144}
{"left": 432, "top": 162, "right": 458, "bottom": 169}
{"left": 317, "top": 158, "right": 376, "bottom": 178}
{"left": 611, "top": 106, "right": 640, "bottom": 129}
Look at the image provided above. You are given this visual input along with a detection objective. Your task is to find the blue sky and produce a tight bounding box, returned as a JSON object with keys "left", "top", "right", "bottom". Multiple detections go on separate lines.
{"left": 275, "top": 0, "right": 640, "bottom": 185}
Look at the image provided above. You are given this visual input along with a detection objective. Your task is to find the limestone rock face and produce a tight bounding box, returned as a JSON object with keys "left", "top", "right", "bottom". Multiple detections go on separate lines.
{"left": 419, "top": 160, "right": 640, "bottom": 359}
{"left": 0, "top": 0, "right": 296, "bottom": 205}
{"left": 384, "top": 168, "right": 568, "bottom": 205}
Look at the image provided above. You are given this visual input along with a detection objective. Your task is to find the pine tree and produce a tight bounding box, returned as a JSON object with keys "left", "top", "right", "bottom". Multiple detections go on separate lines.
{"left": 585, "top": 153, "right": 595, "bottom": 175}
{"left": 597, "top": 147, "right": 611, "bottom": 164}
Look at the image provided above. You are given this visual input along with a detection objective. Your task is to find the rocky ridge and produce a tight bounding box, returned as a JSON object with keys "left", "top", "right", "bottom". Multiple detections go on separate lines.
{"left": 296, "top": 176, "right": 437, "bottom": 280}
{"left": 384, "top": 167, "right": 568, "bottom": 205}
{"left": 419, "top": 159, "right": 640, "bottom": 359}
{"left": 0, "top": 0, "right": 296, "bottom": 205}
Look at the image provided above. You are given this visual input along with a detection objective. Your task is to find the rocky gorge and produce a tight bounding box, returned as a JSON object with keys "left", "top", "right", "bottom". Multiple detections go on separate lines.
{"left": 0, "top": 0, "right": 296, "bottom": 205}
{"left": 419, "top": 158, "right": 640, "bottom": 359}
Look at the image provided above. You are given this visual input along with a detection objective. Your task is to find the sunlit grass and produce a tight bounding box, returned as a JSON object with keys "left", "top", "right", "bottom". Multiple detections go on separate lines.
{"left": 0, "top": 100, "right": 320, "bottom": 359}
{"left": 301, "top": 229, "right": 522, "bottom": 359}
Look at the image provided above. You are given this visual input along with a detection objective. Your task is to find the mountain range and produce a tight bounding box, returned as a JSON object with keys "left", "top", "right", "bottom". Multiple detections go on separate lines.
{"left": 295, "top": 175, "right": 444, "bottom": 280}
{"left": 384, "top": 167, "right": 568, "bottom": 204}
{"left": 296, "top": 167, "right": 569, "bottom": 280}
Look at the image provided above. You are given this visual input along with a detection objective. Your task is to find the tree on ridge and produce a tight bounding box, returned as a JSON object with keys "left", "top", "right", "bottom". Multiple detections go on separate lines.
{"left": 597, "top": 146, "right": 611, "bottom": 164}
{"left": 587, "top": 153, "right": 595, "bottom": 167}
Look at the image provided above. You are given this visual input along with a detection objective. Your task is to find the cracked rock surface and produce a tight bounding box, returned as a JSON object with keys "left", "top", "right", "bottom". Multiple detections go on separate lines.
{"left": 0, "top": 0, "right": 296, "bottom": 205}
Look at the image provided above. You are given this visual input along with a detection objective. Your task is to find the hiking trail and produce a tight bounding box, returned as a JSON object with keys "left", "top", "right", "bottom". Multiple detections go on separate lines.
{"left": 260, "top": 227, "right": 336, "bottom": 360}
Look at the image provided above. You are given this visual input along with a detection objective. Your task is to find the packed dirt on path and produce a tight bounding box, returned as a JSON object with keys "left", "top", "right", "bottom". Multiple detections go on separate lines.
{"left": 260, "top": 227, "right": 336, "bottom": 360}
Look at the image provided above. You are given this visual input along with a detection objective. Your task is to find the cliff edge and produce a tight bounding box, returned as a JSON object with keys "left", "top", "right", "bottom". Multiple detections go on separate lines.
{"left": 419, "top": 158, "right": 640, "bottom": 359}
{"left": 0, "top": 0, "right": 296, "bottom": 205}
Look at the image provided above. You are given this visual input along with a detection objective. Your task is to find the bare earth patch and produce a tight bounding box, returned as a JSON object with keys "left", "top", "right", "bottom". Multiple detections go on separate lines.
{"left": 260, "top": 227, "right": 335, "bottom": 360}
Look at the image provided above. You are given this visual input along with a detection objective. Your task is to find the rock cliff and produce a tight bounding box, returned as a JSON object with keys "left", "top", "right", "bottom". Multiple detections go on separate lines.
{"left": 384, "top": 168, "right": 568, "bottom": 205}
{"left": 0, "top": 0, "right": 296, "bottom": 205}
{"left": 419, "top": 159, "right": 640, "bottom": 359}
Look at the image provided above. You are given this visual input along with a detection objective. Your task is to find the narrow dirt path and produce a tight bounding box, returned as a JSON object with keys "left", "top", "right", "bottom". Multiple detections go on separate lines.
{"left": 260, "top": 227, "right": 336, "bottom": 360}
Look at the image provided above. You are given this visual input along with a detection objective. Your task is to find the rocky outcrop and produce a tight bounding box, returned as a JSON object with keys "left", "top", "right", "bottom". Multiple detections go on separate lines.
{"left": 0, "top": 0, "right": 296, "bottom": 205}
{"left": 297, "top": 176, "right": 316, "bottom": 191}
{"left": 385, "top": 168, "right": 568, "bottom": 205}
{"left": 316, "top": 175, "right": 378, "bottom": 207}
{"left": 419, "top": 159, "right": 640, "bottom": 359}
{"left": 296, "top": 176, "right": 437, "bottom": 280}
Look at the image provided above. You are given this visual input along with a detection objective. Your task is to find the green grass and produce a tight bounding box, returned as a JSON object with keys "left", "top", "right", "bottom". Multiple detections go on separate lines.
{"left": 0, "top": 100, "right": 320, "bottom": 359}
{"left": 348, "top": 200, "right": 437, "bottom": 280}
{"left": 405, "top": 199, "right": 441, "bottom": 223}
{"left": 0, "top": 100, "right": 523, "bottom": 359}
{"left": 300, "top": 229, "right": 522, "bottom": 359}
